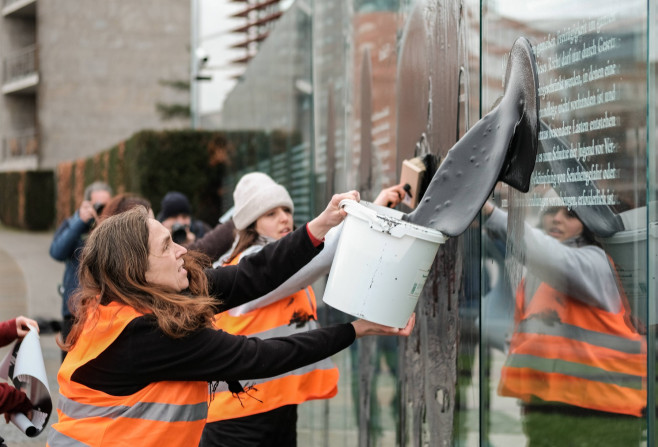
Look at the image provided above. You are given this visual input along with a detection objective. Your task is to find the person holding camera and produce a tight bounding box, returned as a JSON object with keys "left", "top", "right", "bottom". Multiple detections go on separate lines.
{"left": 157, "top": 191, "right": 212, "bottom": 245}
{"left": 49, "top": 181, "right": 112, "bottom": 360}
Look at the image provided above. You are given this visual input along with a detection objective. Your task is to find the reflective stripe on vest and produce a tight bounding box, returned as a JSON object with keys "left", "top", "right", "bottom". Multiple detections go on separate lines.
{"left": 58, "top": 394, "right": 208, "bottom": 422}
{"left": 47, "top": 429, "right": 90, "bottom": 447}
{"left": 517, "top": 319, "right": 644, "bottom": 355}
{"left": 48, "top": 303, "right": 209, "bottom": 446}
{"left": 206, "top": 251, "right": 339, "bottom": 422}
{"left": 499, "top": 279, "right": 646, "bottom": 416}
{"left": 504, "top": 353, "right": 644, "bottom": 390}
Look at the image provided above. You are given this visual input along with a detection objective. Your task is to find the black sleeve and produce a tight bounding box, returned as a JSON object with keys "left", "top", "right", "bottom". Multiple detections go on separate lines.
{"left": 71, "top": 316, "right": 356, "bottom": 396}
{"left": 186, "top": 219, "right": 236, "bottom": 260}
{"left": 205, "top": 224, "right": 323, "bottom": 311}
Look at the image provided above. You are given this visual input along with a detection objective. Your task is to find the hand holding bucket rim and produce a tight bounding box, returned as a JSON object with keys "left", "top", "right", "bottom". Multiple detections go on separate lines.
{"left": 352, "top": 312, "right": 416, "bottom": 338}
{"left": 307, "top": 190, "right": 360, "bottom": 240}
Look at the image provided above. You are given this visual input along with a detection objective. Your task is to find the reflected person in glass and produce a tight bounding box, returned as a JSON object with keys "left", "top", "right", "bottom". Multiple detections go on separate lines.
{"left": 482, "top": 196, "right": 646, "bottom": 447}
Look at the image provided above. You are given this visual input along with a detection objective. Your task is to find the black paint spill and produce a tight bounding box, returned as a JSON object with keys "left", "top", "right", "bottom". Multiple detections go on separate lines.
{"left": 404, "top": 37, "right": 540, "bottom": 237}
{"left": 289, "top": 310, "right": 316, "bottom": 328}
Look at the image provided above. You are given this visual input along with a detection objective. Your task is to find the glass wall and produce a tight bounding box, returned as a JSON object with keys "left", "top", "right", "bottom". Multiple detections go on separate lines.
{"left": 481, "top": 0, "right": 651, "bottom": 445}
{"left": 215, "top": 0, "right": 656, "bottom": 445}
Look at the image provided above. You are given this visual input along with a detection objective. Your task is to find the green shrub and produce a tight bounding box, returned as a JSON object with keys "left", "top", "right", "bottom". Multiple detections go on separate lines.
{"left": 0, "top": 170, "right": 55, "bottom": 230}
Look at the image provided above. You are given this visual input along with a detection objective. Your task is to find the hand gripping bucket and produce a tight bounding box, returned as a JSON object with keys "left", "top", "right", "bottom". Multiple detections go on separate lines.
{"left": 322, "top": 200, "right": 447, "bottom": 327}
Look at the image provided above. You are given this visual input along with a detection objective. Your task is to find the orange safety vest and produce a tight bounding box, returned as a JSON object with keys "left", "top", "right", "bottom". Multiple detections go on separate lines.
{"left": 47, "top": 302, "right": 209, "bottom": 446}
{"left": 498, "top": 276, "right": 647, "bottom": 417}
{"left": 206, "top": 251, "right": 339, "bottom": 422}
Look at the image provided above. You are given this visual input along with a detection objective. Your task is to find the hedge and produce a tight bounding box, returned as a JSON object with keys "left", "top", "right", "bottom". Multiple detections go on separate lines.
{"left": 1, "top": 128, "right": 299, "bottom": 231}
{"left": 54, "top": 130, "right": 235, "bottom": 226}
{"left": 0, "top": 170, "right": 55, "bottom": 230}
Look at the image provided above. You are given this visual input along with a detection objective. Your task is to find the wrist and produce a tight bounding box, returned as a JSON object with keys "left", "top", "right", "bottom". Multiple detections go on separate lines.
{"left": 305, "top": 224, "right": 324, "bottom": 247}
{"left": 307, "top": 219, "right": 331, "bottom": 241}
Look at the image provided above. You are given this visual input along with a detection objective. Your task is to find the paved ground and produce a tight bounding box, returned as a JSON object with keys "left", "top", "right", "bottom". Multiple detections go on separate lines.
{"left": 0, "top": 224, "right": 62, "bottom": 446}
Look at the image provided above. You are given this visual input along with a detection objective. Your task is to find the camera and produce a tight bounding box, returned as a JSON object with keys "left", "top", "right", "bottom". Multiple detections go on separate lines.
{"left": 171, "top": 222, "right": 189, "bottom": 244}
{"left": 93, "top": 202, "right": 105, "bottom": 215}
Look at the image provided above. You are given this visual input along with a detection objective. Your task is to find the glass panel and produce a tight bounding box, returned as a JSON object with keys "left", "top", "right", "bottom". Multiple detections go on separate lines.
{"left": 481, "top": 1, "right": 649, "bottom": 446}
{"left": 310, "top": 1, "right": 410, "bottom": 444}
{"left": 312, "top": 0, "right": 483, "bottom": 444}
{"left": 648, "top": 2, "right": 658, "bottom": 445}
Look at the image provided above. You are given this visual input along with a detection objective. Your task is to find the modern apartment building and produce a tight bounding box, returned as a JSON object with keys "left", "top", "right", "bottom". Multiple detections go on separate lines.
{"left": 0, "top": 0, "right": 190, "bottom": 172}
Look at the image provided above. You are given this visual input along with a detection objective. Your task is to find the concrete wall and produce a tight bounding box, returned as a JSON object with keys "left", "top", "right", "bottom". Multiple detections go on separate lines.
{"left": 36, "top": 0, "right": 190, "bottom": 168}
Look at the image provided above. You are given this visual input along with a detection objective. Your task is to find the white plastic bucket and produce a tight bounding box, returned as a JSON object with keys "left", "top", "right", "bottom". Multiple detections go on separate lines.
{"left": 322, "top": 200, "right": 447, "bottom": 327}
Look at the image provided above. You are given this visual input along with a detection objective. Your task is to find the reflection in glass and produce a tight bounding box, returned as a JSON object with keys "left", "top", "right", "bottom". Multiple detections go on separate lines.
{"left": 482, "top": 1, "right": 649, "bottom": 445}
{"left": 484, "top": 197, "right": 646, "bottom": 445}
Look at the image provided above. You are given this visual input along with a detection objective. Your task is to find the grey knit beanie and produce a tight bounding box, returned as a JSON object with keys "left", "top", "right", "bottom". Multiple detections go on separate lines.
{"left": 232, "top": 172, "right": 294, "bottom": 230}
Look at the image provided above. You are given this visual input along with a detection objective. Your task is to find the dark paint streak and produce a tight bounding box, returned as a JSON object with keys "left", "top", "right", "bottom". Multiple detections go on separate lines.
{"left": 394, "top": 1, "right": 465, "bottom": 445}
{"left": 395, "top": 4, "right": 430, "bottom": 178}
{"left": 359, "top": 48, "right": 374, "bottom": 196}
{"left": 405, "top": 37, "right": 540, "bottom": 237}
{"left": 288, "top": 310, "right": 316, "bottom": 328}
{"left": 325, "top": 83, "right": 336, "bottom": 203}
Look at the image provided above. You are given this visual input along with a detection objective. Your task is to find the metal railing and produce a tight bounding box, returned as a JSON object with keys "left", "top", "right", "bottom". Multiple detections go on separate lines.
{"left": 3, "top": 44, "right": 37, "bottom": 85}
{"left": 1, "top": 129, "right": 38, "bottom": 160}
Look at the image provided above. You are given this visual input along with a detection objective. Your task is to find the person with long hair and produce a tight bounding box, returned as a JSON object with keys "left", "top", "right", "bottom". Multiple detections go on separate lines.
{"left": 46, "top": 192, "right": 415, "bottom": 447}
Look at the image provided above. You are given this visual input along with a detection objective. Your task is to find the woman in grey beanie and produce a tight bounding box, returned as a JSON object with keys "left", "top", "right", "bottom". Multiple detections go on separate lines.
{"left": 200, "top": 172, "right": 337, "bottom": 447}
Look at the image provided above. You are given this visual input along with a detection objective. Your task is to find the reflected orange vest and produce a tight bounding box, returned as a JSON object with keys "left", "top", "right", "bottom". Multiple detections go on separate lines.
{"left": 206, "top": 251, "right": 339, "bottom": 422}
{"left": 498, "top": 277, "right": 646, "bottom": 416}
{"left": 47, "top": 303, "right": 208, "bottom": 447}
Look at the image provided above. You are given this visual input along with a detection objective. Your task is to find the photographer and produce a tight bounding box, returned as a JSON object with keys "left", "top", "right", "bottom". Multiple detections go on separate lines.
{"left": 157, "top": 191, "right": 212, "bottom": 245}
{"left": 49, "top": 181, "right": 112, "bottom": 360}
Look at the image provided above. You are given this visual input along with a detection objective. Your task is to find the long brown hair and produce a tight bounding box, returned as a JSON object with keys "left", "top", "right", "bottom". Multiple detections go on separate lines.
{"left": 225, "top": 224, "right": 260, "bottom": 264}
{"left": 99, "top": 193, "right": 152, "bottom": 223}
{"left": 61, "top": 207, "right": 217, "bottom": 350}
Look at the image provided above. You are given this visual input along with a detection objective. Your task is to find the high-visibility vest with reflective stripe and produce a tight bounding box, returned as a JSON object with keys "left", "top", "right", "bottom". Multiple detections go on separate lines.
{"left": 499, "top": 278, "right": 646, "bottom": 416}
{"left": 47, "top": 302, "right": 208, "bottom": 446}
{"left": 206, "top": 252, "right": 339, "bottom": 422}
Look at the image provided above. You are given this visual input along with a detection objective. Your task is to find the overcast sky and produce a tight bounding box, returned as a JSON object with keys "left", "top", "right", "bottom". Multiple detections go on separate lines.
{"left": 197, "top": 0, "right": 245, "bottom": 115}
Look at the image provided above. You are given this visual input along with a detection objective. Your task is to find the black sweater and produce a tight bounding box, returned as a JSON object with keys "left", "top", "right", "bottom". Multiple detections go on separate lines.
{"left": 71, "top": 225, "right": 356, "bottom": 396}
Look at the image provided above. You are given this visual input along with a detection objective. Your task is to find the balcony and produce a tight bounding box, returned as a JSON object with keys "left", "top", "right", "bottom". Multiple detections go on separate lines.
{"left": 0, "top": 129, "right": 38, "bottom": 170}
{"left": 2, "top": 0, "right": 36, "bottom": 17}
{"left": 2, "top": 44, "right": 38, "bottom": 94}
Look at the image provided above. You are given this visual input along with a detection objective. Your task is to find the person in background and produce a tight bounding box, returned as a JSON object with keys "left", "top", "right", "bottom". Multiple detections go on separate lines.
{"left": 99, "top": 193, "right": 154, "bottom": 222}
{"left": 0, "top": 316, "right": 39, "bottom": 418}
{"left": 49, "top": 181, "right": 112, "bottom": 359}
{"left": 157, "top": 191, "right": 212, "bottom": 245}
{"left": 187, "top": 218, "right": 236, "bottom": 263}
{"left": 482, "top": 199, "right": 646, "bottom": 446}
{"left": 201, "top": 173, "right": 373, "bottom": 447}
{"left": 47, "top": 193, "right": 414, "bottom": 447}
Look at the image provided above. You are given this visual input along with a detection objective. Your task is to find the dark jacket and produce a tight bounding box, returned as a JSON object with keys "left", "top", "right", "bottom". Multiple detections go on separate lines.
{"left": 0, "top": 319, "right": 32, "bottom": 415}
{"left": 49, "top": 212, "right": 92, "bottom": 318}
{"left": 186, "top": 219, "right": 236, "bottom": 261}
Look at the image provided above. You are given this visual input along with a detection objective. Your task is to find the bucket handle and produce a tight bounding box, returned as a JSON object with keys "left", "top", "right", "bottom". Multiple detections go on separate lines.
{"left": 340, "top": 199, "right": 405, "bottom": 236}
